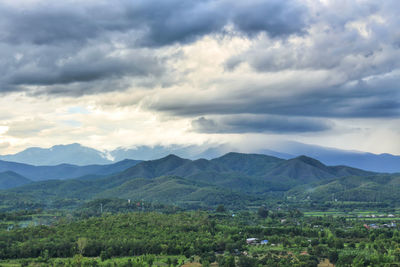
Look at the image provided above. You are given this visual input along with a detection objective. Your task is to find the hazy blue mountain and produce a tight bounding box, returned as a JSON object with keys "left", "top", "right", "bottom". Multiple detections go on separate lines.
{"left": 0, "top": 159, "right": 141, "bottom": 181}
{"left": 0, "top": 171, "right": 31, "bottom": 190}
{"left": 109, "top": 144, "right": 231, "bottom": 161}
{"left": 0, "top": 143, "right": 112, "bottom": 166}
{"left": 1, "top": 142, "right": 398, "bottom": 173}
{"left": 269, "top": 141, "right": 400, "bottom": 173}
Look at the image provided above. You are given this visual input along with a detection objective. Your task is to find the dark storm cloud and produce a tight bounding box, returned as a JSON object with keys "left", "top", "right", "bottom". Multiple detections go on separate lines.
{"left": 0, "top": 43, "right": 165, "bottom": 95}
{"left": 0, "top": 0, "right": 308, "bottom": 46}
{"left": 128, "top": 0, "right": 308, "bottom": 46}
{"left": 192, "top": 115, "right": 331, "bottom": 134}
{"left": 9, "top": 50, "right": 163, "bottom": 86}
{"left": 0, "top": 0, "right": 308, "bottom": 95}
{"left": 231, "top": 0, "right": 308, "bottom": 37}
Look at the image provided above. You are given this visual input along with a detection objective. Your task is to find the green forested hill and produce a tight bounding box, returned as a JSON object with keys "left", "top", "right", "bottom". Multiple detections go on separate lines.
{"left": 0, "top": 153, "right": 388, "bottom": 210}
{"left": 0, "top": 171, "right": 31, "bottom": 190}
{"left": 287, "top": 173, "right": 400, "bottom": 203}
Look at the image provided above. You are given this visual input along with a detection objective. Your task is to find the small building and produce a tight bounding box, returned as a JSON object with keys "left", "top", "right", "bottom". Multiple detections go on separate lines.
{"left": 388, "top": 214, "right": 395, "bottom": 218}
{"left": 246, "top": 238, "right": 257, "bottom": 244}
{"left": 370, "top": 224, "right": 379, "bottom": 229}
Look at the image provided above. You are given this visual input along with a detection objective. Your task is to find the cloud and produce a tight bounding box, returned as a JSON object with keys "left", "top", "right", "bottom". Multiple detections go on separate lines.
{"left": 0, "top": 0, "right": 308, "bottom": 46}
{"left": 0, "top": 0, "right": 309, "bottom": 96}
{"left": 192, "top": 115, "right": 332, "bottom": 133}
{"left": 3, "top": 118, "right": 54, "bottom": 138}
{"left": 144, "top": 0, "right": 400, "bottom": 120}
{"left": 0, "top": 142, "right": 10, "bottom": 151}
{"left": 147, "top": 68, "right": 400, "bottom": 119}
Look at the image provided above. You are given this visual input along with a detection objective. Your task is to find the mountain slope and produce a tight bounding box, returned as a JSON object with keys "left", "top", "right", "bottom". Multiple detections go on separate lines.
{"left": 0, "top": 171, "right": 31, "bottom": 190}
{"left": 287, "top": 174, "right": 400, "bottom": 203}
{"left": 0, "top": 152, "right": 381, "bottom": 212}
{"left": 211, "top": 152, "right": 284, "bottom": 176}
{"left": 0, "top": 159, "right": 141, "bottom": 181}
{"left": 263, "top": 156, "right": 374, "bottom": 184}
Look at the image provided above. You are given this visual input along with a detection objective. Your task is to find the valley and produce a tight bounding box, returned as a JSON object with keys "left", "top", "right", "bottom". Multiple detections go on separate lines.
{"left": 0, "top": 152, "right": 399, "bottom": 266}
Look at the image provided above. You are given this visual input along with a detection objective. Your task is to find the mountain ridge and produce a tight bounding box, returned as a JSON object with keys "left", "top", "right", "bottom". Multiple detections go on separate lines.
{"left": 0, "top": 158, "right": 141, "bottom": 181}
{"left": 0, "top": 152, "right": 381, "bottom": 211}
{"left": 1, "top": 142, "right": 399, "bottom": 172}
{"left": 0, "top": 171, "right": 32, "bottom": 190}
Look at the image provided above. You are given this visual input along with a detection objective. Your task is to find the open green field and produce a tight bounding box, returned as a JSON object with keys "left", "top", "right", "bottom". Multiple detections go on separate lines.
{"left": 304, "top": 210, "right": 399, "bottom": 218}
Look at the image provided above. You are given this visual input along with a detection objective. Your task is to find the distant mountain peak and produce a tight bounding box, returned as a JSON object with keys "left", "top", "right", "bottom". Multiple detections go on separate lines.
{"left": 0, "top": 143, "right": 111, "bottom": 166}
{"left": 163, "top": 154, "right": 184, "bottom": 160}
{"left": 155, "top": 154, "right": 187, "bottom": 164}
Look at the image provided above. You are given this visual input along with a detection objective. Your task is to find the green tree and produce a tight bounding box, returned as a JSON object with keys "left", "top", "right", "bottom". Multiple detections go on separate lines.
{"left": 216, "top": 205, "right": 226, "bottom": 213}
{"left": 77, "top": 237, "right": 88, "bottom": 255}
{"left": 257, "top": 207, "right": 269, "bottom": 218}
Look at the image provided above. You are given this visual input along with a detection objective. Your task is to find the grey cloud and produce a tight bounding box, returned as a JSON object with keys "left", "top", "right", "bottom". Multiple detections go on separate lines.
{"left": 0, "top": 0, "right": 308, "bottom": 95}
{"left": 9, "top": 49, "right": 163, "bottom": 86}
{"left": 226, "top": 1, "right": 400, "bottom": 81}
{"left": 3, "top": 118, "right": 54, "bottom": 138}
{"left": 231, "top": 0, "right": 308, "bottom": 37}
{"left": 192, "top": 115, "right": 332, "bottom": 133}
{"left": 0, "top": 41, "right": 165, "bottom": 95}
{"left": 0, "top": 0, "right": 308, "bottom": 47}
{"left": 151, "top": 71, "right": 400, "bottom": 119}
{"left": 148, "top": 1, "right": 400, "bottom": 120}
{"left": 130, "top": 0, "right": 308, "bottom": 46}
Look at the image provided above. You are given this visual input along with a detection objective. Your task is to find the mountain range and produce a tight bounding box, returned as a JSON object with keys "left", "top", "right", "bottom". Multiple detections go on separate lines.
{"left": 2, "top": 152, "right": 396, "bottom": 211}
{"left": 0, "top": 158, "right": 141, "bottom": 184}
{"left": 1, "top": 142, "right": 399, "bottom": 173}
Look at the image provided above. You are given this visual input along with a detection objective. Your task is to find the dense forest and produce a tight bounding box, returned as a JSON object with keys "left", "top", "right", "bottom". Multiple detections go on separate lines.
{"left": 1, "top": 208, "right": 400, "bottom": 266}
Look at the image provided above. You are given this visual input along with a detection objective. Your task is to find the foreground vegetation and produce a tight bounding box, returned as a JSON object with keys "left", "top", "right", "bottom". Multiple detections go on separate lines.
{"left": 1, "top": 206, "right": 400, "bottom": 266}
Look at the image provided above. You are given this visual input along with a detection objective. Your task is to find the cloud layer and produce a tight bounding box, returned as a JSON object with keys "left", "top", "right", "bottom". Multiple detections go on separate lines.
{"left": 0, "top": 0, "right": 308, "bottom": 95}
{"left": 0, "top": 0, "right": 398, "bottom": 155}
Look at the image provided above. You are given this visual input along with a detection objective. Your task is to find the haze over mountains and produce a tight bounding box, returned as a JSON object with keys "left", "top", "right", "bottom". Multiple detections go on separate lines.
{"left": 1, "top": 143, "right": 399, "bottom": 173}
{"left": 0, "top": 158, "right": 141, "bottom": 184}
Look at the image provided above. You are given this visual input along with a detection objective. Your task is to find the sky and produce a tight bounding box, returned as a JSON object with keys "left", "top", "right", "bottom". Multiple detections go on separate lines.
{"left": 0, "top": 0, "right": 399, "bottom": 155}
